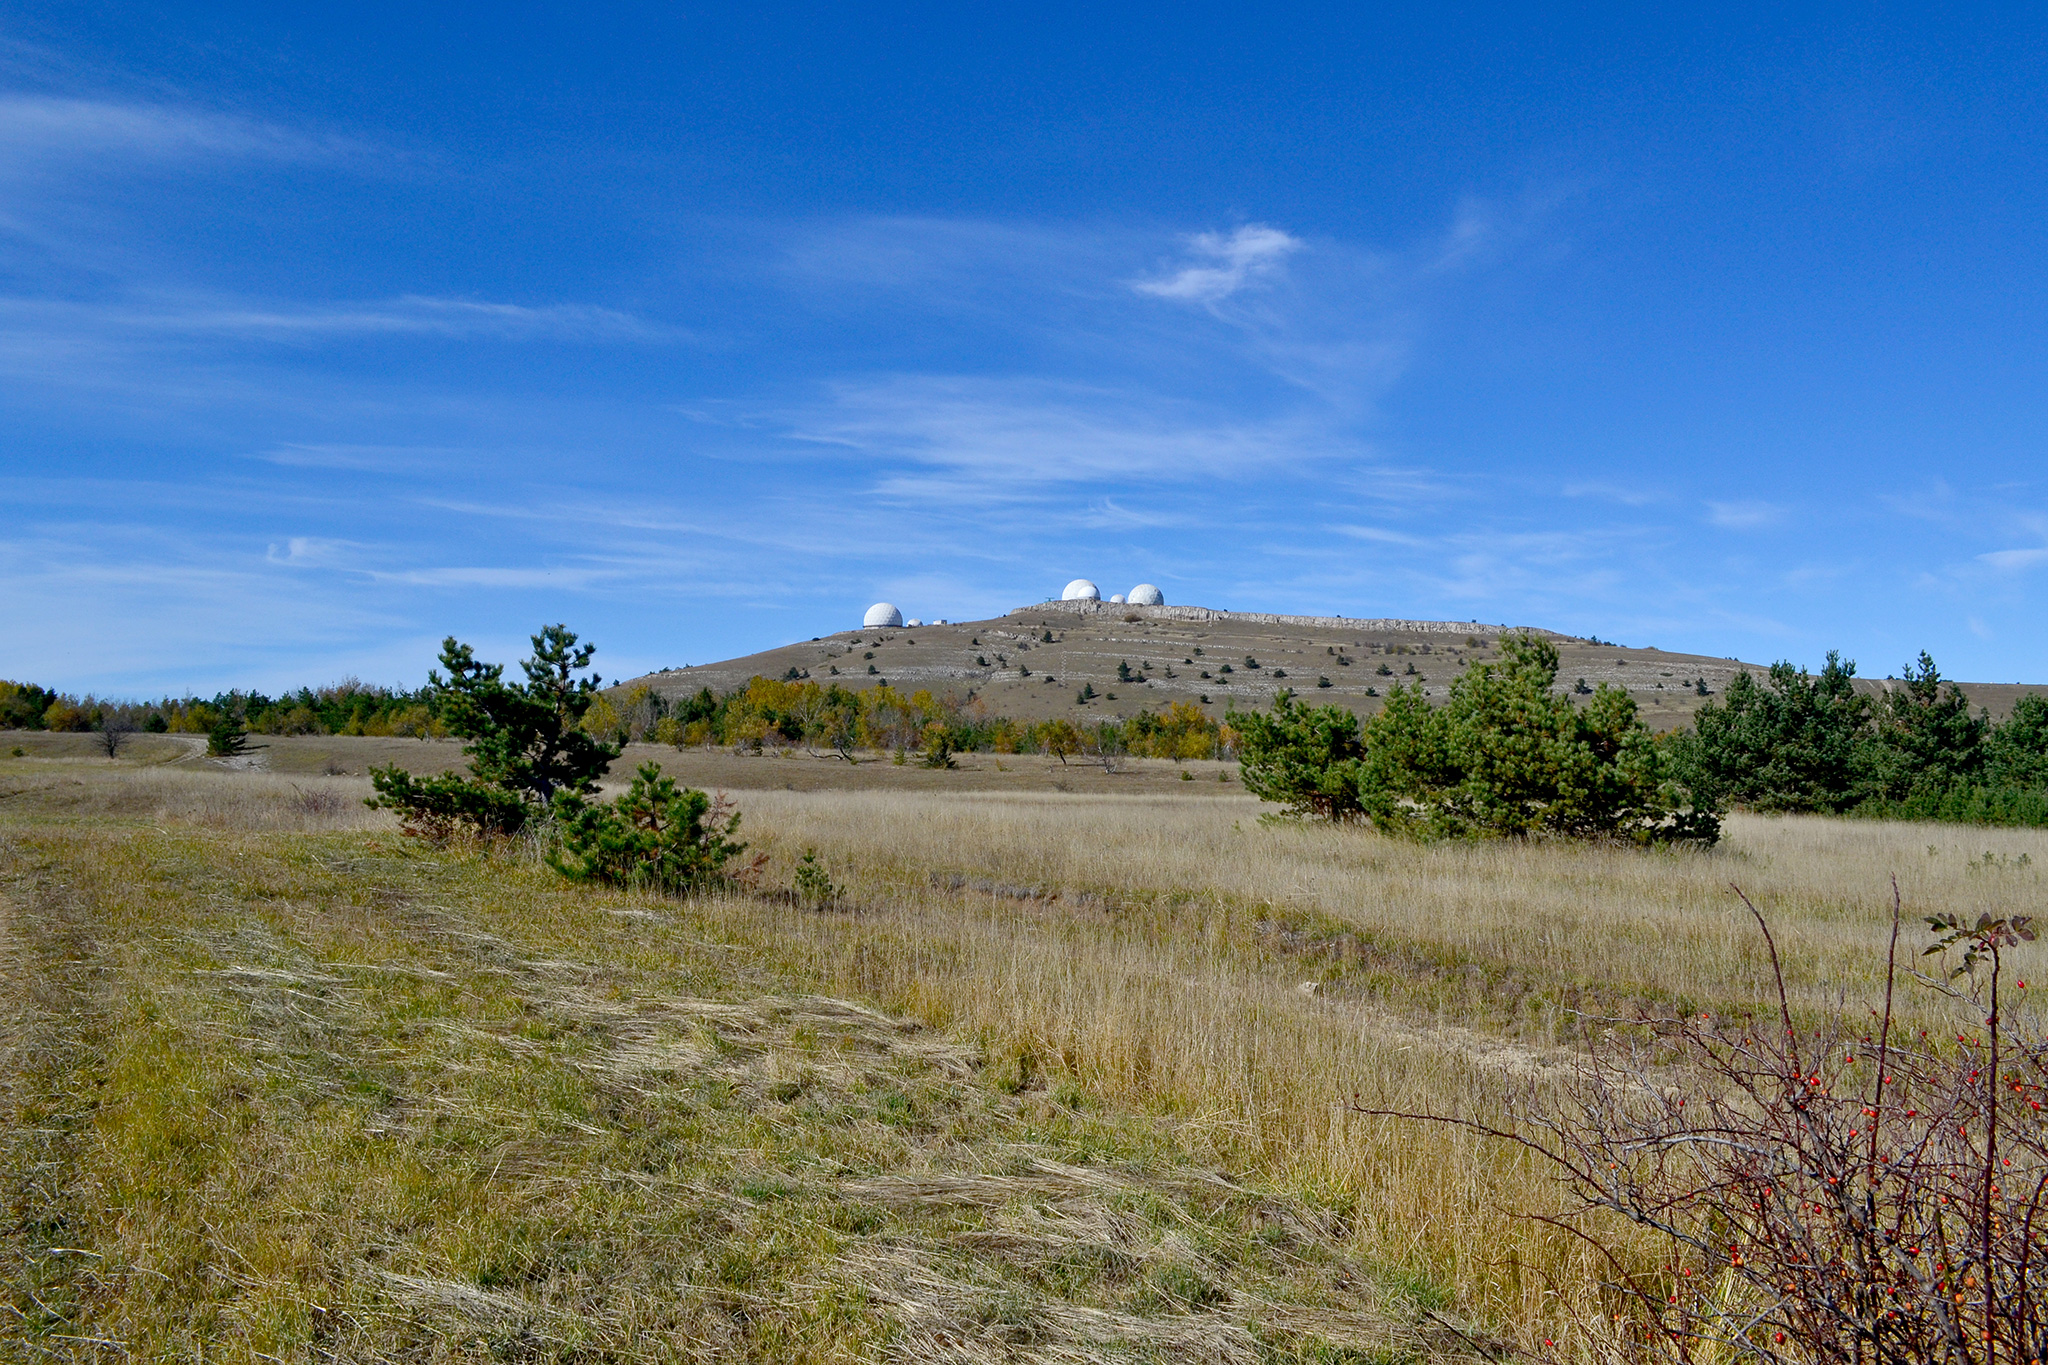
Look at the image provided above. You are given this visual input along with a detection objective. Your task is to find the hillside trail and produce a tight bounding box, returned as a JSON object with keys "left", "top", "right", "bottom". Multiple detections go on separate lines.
{"left": 151, "top": 733, "right": 270, "bottom": 772}
{"left": 151, "top": 734, "right": 207, "bottom": 765}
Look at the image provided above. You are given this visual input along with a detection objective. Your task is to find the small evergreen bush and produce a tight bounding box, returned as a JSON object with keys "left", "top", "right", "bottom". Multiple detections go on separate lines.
{"left": 792, "top": 849, "right": 837, "bottom": 906}
{"left": 548, "top": 762, "right": 748, "bottom": 893}
{"left": 207, "top": 715, "right": 249, "bottom": 757}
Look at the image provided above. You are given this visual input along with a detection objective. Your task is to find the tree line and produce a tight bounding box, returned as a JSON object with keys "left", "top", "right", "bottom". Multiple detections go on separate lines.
{"left": 0, "top": 678, "right": 437, "bottom": 739}
{"left": 584, "top": 675, "right": 1233, "bottom": 764}
{"left": 0, "top": 670, "right": 1236, "bottom": 765}
{"left": 1232, "top": 635, "right": 2048, "bottom": 843}
{"left": 1667, "top": 650, "right": 2048, "bottom": 825}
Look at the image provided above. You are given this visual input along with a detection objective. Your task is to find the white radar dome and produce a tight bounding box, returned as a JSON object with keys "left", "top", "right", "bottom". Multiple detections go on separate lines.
{"left": 1128, "top": 584, "right": 1165, "bottom": 606}
{"left": 863, "top": 602, "right": 904, "bottom": 628}
{"left": 1061, "top": 579, "right": 1100, "bottom": 601}
{"left": 1108, "top": 593, "right": 1126, "bottom": 603}
{"left": 905, "top": 618, "right": 923, "bottom": 627}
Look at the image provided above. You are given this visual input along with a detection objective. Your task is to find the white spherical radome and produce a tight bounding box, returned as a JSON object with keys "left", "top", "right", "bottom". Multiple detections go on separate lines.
{"left": 1127, "top": 583, "right": 1165, "bottom": 606}
{"left": 1108, "top": 593, "right": 1126, "bottom": 604}
{"left": 1061, "top": 579, "right": 1100, "bottom": 601}
{"left": 905, "top": 618, "right": 924, "bottom": 627}
{"left": 863, "top": 602, "right": 904, "bottom": 628}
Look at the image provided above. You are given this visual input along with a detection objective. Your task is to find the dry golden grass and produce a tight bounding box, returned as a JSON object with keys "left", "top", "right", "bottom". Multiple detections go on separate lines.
{"left": 4, "top": 755, "right": 2045, "bottom": 1361}
{"left": 661, "top": 791, "right": 2047, "bottom": 1330}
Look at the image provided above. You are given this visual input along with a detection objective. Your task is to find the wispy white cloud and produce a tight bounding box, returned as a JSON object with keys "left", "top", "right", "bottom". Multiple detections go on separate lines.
{"left": 781, "top": 374, "right": 1362, "bottom": 500}
{"left": 1565, "top": 480, "right": 1663, "bottom": 506}
{"left": 266, "top": 535, "right": 618, "bottom": 590}
{"left": 1707, "top": 499, "right": 1785, "bottom": 530}
{"left": 1979, "top": 547, "right": 2048, "bottom": 572}
{"left": 1131, "top": 224, "right": 1302, "bottom": 304}
{"left": 0, "top": 95, "right": 353, "bottom": 170}
{"left": 1332, "top": 523, "right": 1429, "bottom": 546}
{"left": 253, "top": 444, "right": 461, "bottom": 472}
{"left": 775, "top": 215, "right": 1127, "bottom": 294}
{"left": 0, "top": 292, "right": 670, "bottom": 344}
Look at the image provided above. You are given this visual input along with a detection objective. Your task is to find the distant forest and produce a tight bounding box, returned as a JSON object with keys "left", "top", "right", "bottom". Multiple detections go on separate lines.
{"left": 7, "top": 646, "right": 2048, "bottom": 825}
{"left": 0, "top": 679, "right": 435, "bottom": 739}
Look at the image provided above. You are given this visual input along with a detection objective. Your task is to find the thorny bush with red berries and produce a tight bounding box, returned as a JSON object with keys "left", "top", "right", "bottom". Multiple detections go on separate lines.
{"left": 1362, "top": 881, "right": 2048, "bottom": 1364}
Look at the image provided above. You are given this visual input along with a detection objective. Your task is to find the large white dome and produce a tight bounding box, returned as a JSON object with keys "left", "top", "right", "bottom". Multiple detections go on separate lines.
{"left": 1128, "top": 584, "right": 1165, "bottom": 606}
{"left": 1061, "top": 579, "right": 1100, "bottom": 601}
{"left": 863, "top": 602, "right": 904, "bottom": 628}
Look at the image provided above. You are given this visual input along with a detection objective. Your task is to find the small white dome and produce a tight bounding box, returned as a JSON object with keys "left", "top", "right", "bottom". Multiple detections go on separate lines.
{"left": 863, "top": 602, "right": 903, "bottom": 628}
{"left": 1061, "top": 579, "right": 1100, "bottom": 601}
{"left": 1108, "top": 593, "right": 1126, "bottom": 603}
{"left": 1128, "top": 584, "right": 1165, "bottom": 606}
{"left": 905, "top": 618, "right": 923, "bottom": 627}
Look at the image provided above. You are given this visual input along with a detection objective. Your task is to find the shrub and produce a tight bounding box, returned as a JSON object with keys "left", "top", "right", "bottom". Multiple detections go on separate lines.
{"left": 1364, "top": 888, "right": 2048, "bottom": 1365}
{"left": 1857, "top": 653, "right": 1987, "bottom": 807}
{"left": 366, "top": 770, "right": 528, "bottom": 841}
{"left": 1856, "top": 781, "right": 2048, "bottom": 829}
{"left": 1229, "top": 692, "right": 1367, "bottom": 820}
{"left": 792, "top": 848, "right": 837, "bottom": 907}
{"left": 548, "top": 763, "right": 748, "bottom": 893}
{"left": 1358, "top": 636, "right": 1717, "bottom": 844}
{"left": 1667, "top": 654, "right": 1870, "bottom": 813}
{"left": 919, "top": 723, "right": 957, "bottom": 768}
{"left": 1235, "top": 635, "right": 1717, "bottom": 844}
{"left": 1989, "top": 694, "right": 2048, "bottom": 789}
{"left": 207, "top": 715, "right": 249, "bottom": 757}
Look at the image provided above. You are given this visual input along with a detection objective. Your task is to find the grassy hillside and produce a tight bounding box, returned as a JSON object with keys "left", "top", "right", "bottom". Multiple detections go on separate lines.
{"left": 6, "top": 742, "right": 2048, "bottom": 1360}
{"left": 625, "top": 601, "right": 2047, "bottom": 732}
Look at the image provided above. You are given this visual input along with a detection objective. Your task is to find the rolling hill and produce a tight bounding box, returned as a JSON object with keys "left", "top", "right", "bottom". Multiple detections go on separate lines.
{"left": 621, "top": 599, "right": 2046, "bottom": 731}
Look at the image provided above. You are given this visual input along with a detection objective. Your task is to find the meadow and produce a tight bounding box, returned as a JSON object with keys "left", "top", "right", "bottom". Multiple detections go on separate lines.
{"left": 5, "top": 739, "right": 2046, "bottom": 1362}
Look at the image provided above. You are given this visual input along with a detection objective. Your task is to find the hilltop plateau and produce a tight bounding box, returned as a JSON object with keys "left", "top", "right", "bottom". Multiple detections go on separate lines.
{"left": 623, "top": 599, "right": 2042, "bottom": 730}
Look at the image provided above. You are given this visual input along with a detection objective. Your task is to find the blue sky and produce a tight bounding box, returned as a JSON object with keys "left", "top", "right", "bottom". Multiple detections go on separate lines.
{"left": 5, "top": 3, "right": 2048, "bottom": 695}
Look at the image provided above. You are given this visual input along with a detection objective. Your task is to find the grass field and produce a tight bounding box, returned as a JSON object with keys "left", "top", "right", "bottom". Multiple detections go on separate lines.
{"left": 5, "top": 739, "right": 2046, "bottom": 1361}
